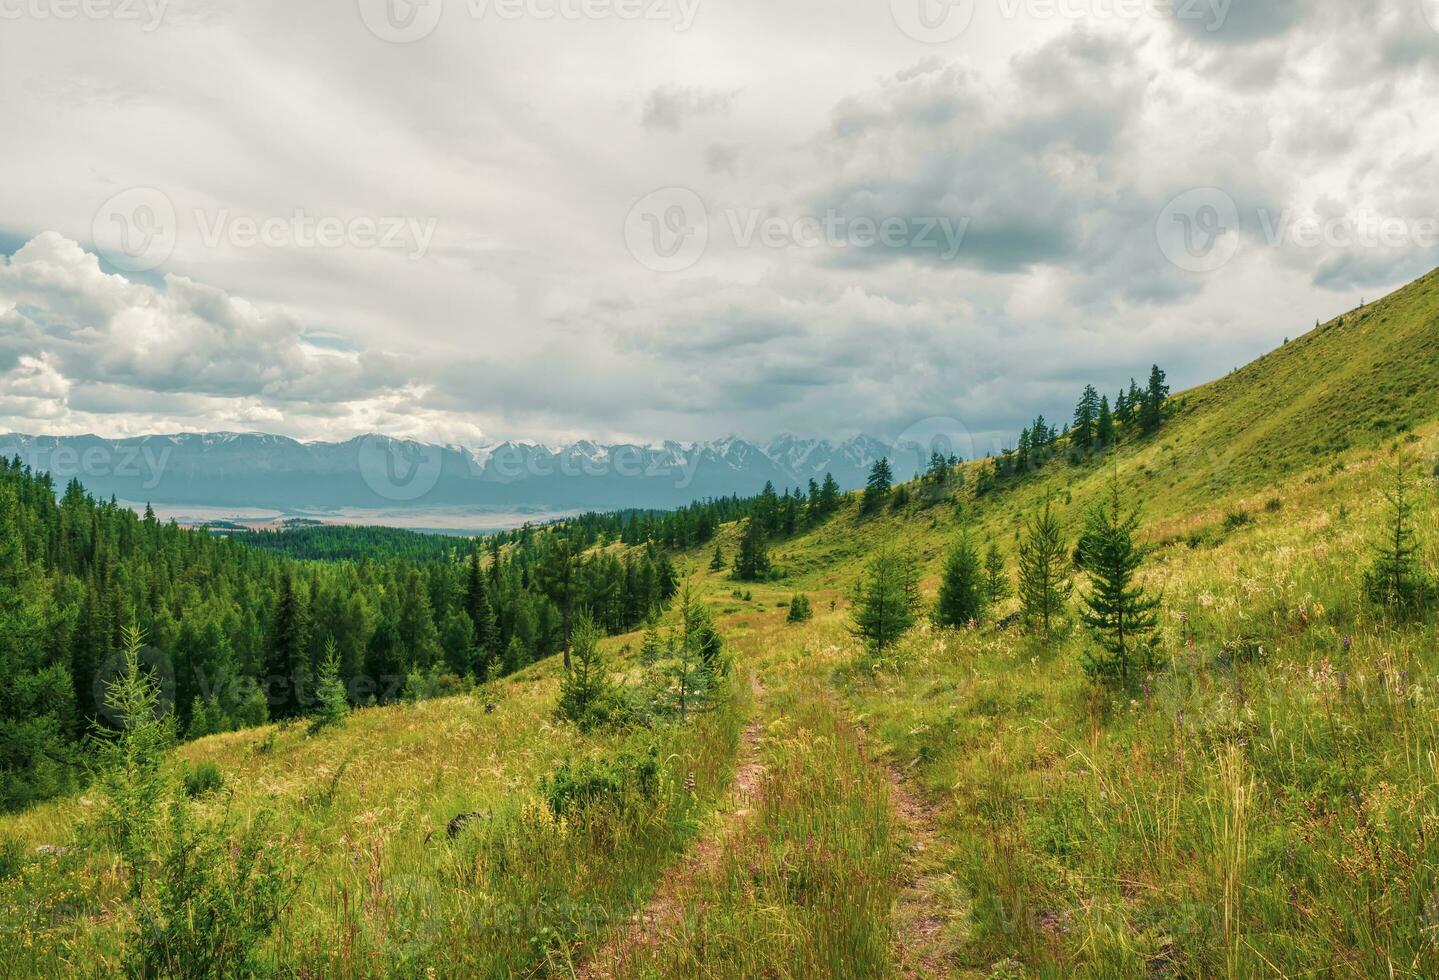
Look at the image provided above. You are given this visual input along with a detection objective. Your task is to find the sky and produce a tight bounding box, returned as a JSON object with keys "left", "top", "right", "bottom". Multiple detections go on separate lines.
{"left": 1, "top": 0, "right": 1438, "bottom": 451}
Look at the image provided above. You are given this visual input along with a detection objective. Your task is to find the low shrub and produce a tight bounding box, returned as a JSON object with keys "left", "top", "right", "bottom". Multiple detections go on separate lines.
{"left": 541, "top": 743, "right": 660, "bottom": 818}
{"left": 183, "top": 761, "right": 225, "bottom": 798}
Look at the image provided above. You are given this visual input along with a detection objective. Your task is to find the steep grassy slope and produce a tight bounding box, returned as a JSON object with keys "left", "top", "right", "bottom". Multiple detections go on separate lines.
{"left": 638, "top": 269, "right": 1439, "bottom": 976}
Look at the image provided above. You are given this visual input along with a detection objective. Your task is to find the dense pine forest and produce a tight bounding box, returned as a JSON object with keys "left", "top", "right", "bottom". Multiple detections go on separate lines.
{"left": 0, "top": 463, "right": 691, "bottom": 812}
{"left": 0, "top": 456, "right": 865, "bottom": 814}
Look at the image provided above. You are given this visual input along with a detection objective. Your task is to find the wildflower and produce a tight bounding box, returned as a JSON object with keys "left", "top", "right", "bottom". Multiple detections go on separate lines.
{"left": 1342, "top": 636, "right": 1353, "bottom": 652}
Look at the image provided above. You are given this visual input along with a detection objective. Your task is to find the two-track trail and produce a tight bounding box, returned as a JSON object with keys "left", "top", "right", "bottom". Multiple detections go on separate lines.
{"left": 574, "top": 674, "right": 768, "bottom": 980}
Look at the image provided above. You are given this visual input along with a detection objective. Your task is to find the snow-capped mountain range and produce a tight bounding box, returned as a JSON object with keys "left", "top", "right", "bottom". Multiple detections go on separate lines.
{"left": 0, "top": 431, "right": 900, "bottom": 515}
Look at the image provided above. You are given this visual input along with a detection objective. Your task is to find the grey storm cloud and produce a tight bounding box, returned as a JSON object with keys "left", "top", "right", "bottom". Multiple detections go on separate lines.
{"left": 1, "top": 0, "right": 1437, "bottom": 447}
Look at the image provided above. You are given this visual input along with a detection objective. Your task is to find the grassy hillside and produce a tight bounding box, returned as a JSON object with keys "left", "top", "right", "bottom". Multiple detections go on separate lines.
{"left": 3, "top": 269, "right": 1438, "bottom": 977}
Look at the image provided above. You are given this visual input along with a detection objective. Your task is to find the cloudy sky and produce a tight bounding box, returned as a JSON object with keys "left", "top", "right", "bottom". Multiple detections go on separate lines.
{"left": 2, "top": 0, "right": 1438, "bottom": 449}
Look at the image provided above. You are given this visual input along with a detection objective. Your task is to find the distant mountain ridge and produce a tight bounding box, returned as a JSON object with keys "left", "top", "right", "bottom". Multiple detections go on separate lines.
{"left": 0, "top": 430, "right": 897, "bottom": 514}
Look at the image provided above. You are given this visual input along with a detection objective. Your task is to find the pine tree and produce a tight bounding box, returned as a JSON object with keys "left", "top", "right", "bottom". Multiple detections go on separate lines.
{"left": 1071, "top": 384, "right": 1101, "bottom": 451}
{"left": 850, "top": 549, "right": 920, "bottom": 655}
{"left": 786, "top": 594, "right": 813, "bottom": 623}
{"left": 93, "top": 626, "right": 174, "bottom": 897}
{"left": 1078, "top": 473, "right": 1160, "bottom": 685}
{"left": 556, "top": 614, "right": 611, "bottom": 730}
{"left": 1096, "top": 395, "right": 1115, "bottom": 448}
{"left": 984, "top": 542, "right": 1011, "bottom": 607}
{"left": 266, "top": 570, "right": 311, "bottom": 718}
{"left": 463, "top": 551, "right": 497, "bottom": 679}
{"left": 818, "top": 472, "right": 842, "bottom": 516}
{"left": 709, "top": 541, "right": 725, "bottom": 570}
{"left": 1365, "top": 451, "right": 1431, "bottom": 610}
{"left": 1140, "top": 364, "right": 1169, "bottom": 434}
{"left": 1125, "top": 378, "right": 1142, "bottom": 426}
{"left": 934, "top": 533, "right": 986, "bottom": 628}
{"left": 733, "top": 517, "right": 771, "bottom": 581}
{"left": 861, "top": 458, "right": 893, "bottom": 515}
{"left": 308, "top": 639, "right": 350, "bottom": 735}
{"left": 926, "top": 451, "right": 950, "bottom": 484}
{"left": 1018, "top": 493, "right": 1072, "bottom": 636}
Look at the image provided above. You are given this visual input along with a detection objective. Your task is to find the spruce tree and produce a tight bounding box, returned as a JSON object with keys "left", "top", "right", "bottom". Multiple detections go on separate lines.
{"left": 463, "top": 551, "right": 497, "bottom": 678}
{"left": 308, "top": 639, "right": 350, "bottom": 735}
{"left": 709, "top": 541, "right": 726, "bottom": 571}
{"left": 787, "top": 593, "right": 813, "bottom": 623}
{"left": 1072, "top": 384, "right": 1100, "bottom": 451}
{"left": 850, "top": 549, "right": 920, "bottom": 655}
{"left": 934, "top": 533, "right": 986, "bottom": 628}
{"left": 1140, "top": 364, "right": 1169, "bottom": 434}
{"left": 733, "top": 517, "right": 771, "bottom": 581}
{"left": 266, "top": 570, "right": 311, "bottom": 718}
{"left": 1365, "top": 451, "right": 1431, "bottom": 610}
{"left": 818, "top": 472, "right": 842, "bottom": 516}
{"left": 1018, "top": 494, "right": 1072, "bottom": 637}
{"left": 556, "top": 614, "right": 611, "bottom": 730}
{"left": 926, "top": 450, "right": 950, "bottom": 484}
{"left": 1096, "top": 395, "right": 1115, "bottom": 448}
{"left": 984, "top": 543, "right": 1011, "bottom": 607}
{"left": 862, "top": 458, "right": 893, "bottom": 515}
{"left": 1078, "top": 473, "right": 1160, "bottom": 685}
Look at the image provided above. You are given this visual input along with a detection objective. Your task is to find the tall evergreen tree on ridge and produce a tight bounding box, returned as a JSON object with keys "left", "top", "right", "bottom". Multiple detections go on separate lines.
{"left": 1096, "top": 394, "right": 1116, "bottom": 448}
{"left": 1072, "top": 384, "right": 1101, "bottom": 451}
{"left": 817, "top": 472, "right": 842, "bottom": 517}
{"left": 1140, "top": 364, "right": 1169, "bottom": 435}
{"left": 733, "top": 517, "right": 771, "bottom": 581}
{"left": 862, "top": 458, "right": 893, "bottom": 516}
